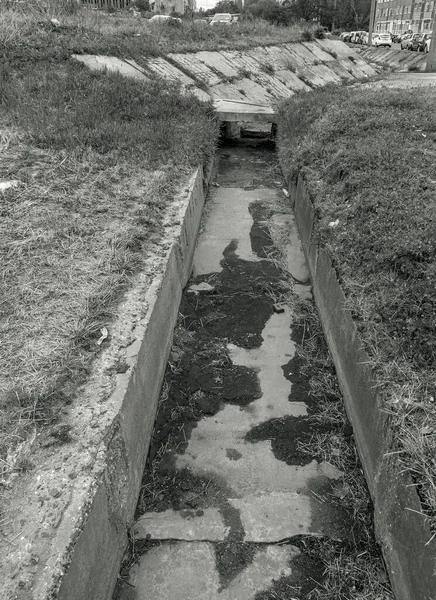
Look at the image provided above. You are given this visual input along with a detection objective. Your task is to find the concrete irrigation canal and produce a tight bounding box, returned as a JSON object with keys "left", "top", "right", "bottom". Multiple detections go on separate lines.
{"left": 112, "top": 139, "right": 384, "bottom": 600}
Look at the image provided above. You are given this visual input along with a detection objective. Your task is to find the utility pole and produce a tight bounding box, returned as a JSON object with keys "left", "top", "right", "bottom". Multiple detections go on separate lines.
{"left": 426, "top": 5, "right": 436, "bottom": 71}
{"left": 368, "top": 0, "right": 377, "bottom": 46}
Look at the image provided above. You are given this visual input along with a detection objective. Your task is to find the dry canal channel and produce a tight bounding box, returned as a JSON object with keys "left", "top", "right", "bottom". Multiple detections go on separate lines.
{"left": 113, "top": 136, "right": 390, "bottom": 600}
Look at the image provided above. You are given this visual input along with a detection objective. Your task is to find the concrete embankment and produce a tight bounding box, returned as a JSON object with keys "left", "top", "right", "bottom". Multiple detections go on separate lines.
{"left": 284, "top": 174, "right": 436, "bottom": 600}
{"left": 356, "top": 45, "right": 427, "bottom": 72}
{"left": 74, "top": 39, "right": 377, "bottom": 104}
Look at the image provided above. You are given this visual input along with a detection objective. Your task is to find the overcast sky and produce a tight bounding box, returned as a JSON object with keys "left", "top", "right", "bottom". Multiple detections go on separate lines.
{"left": 196, "top": 0, "right": 219, "bottom": 10}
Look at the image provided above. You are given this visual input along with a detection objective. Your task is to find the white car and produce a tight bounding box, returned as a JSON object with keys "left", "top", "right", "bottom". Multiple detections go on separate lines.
{"left": 149, "top": 14, "right": 182, "bottom": 24}
{"left": 210, "top": 13, "right": 232, "bottom": 25}
{"left": 372, "top": 33, "right": 392, "bottom": 47}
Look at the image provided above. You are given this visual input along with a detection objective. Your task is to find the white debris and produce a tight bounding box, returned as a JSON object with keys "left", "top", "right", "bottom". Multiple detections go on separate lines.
{"left": 0, "top": 180, "right": 20, "bottom": 192}
{"left": 328, "top": 219, "right": 339, "bottom": 227}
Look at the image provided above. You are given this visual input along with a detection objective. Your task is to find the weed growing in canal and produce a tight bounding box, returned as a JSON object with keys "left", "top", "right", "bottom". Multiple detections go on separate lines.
{"left": 291, "top": 300, "right": 394, "bottom": 600}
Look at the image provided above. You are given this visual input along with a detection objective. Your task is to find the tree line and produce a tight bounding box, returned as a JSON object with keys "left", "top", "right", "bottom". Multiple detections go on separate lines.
{"left": 201, "top": 0, "right": 371, "bottom": 31}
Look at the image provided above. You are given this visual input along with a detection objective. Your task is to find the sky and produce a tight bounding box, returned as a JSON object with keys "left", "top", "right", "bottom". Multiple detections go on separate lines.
{"left": 196, "top": 0, "right": 219, "bottom": 10}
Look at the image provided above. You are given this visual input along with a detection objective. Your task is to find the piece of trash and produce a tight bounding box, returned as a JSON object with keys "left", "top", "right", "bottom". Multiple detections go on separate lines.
{"left": 97, "top": 327, "right": 109, "bottom": 345}
{"left": 212, "top": 182, "right": 220, "bottom": 187}
{"left": 0, "top": 180, "right": 20, "bottom": 192}
{"left": 50, "top": 18, "right": 61, "bottom": 28}
{"left": 282, "top": 188, "right": 289, "bottom": 197}
{"left": 328, "top": 219, "right": 339, "bottom": 227}
{"left": 273, "top": 303, "right": 286, "bottom": 313}
{"left": 187, "top": 282, "right": 215, "bottom": 294}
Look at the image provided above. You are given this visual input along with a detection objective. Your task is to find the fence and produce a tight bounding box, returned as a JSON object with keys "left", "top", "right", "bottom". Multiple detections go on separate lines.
{"left": 81, "top": 0, "right": 131, "bottom": 9}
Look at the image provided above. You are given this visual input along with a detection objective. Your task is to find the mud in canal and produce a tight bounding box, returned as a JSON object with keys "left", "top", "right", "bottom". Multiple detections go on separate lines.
{"left": 114, "top": 141, "right": 393, "bottom": 600}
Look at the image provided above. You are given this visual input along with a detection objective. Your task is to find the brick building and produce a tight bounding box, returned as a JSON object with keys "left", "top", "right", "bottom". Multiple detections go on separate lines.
{"left": 375, "top": 0, "right": 435, "bottom": 33}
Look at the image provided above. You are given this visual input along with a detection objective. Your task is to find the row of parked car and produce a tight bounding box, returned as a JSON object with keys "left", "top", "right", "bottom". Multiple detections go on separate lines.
{"left": 340, "top": 29, "right": 432, "bottom": 52}
{"left": 399, "top": 32, "right": 432, "bottom": 52}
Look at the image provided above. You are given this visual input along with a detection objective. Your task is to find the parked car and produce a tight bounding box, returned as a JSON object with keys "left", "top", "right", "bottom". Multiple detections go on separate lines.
{"left": 372, "top": 33, "right": 392, "bottom": 47}
{"left": 405, "top": 33, "right": 422, "bottom": 50}
{"left": 350, "top": 31, "right": 366, "bottom": 43}
{"left": 400, "top": 34, "right": 414, "bottom": 49}
{"left": 149, "top": 14, "right": 182, "bottom": 24}
{"left": 361, "top": 32, "right": 369, "bottom": 45}
{"left": 340, "top": 31, "right": 351, "bottom": 42}
{"left": 417, "top": 32, "right": 432, "bottom": 52}
{"left": 410, "top": 33, "right": 426, "bottom": 51}
{"left": 210, "top": 13, "right": 232, "bottom": 25}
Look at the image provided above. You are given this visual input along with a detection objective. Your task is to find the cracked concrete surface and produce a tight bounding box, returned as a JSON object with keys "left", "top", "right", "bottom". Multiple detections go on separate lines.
{"left": 118, "top": 144, "right": 348, "bottom": 600}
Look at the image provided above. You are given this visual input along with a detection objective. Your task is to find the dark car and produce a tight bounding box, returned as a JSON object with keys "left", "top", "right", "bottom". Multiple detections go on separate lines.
{"left": 410, "top": 33, "right": 426, "bottom": 51}
{"left": 418, "top": 33, "right": 432, "bottom": 51}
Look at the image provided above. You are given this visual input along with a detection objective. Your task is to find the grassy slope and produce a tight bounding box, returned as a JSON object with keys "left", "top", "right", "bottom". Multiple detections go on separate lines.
{"left": 278, "top": 85, "right": 436, "bottom": 531}
{"left": 1, "top": 7, "right": 306, "bottom": 72}
{"left": 0, "top": 9, "right": 221, "bottom": 475}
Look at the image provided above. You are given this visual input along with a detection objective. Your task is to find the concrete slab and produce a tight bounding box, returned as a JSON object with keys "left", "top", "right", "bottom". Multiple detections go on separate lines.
{"left": 145, "top": 57, "right": 210, "bottom": 101}
{"left": 338, "top": 58, "right": 370, "bottom": 79}
{"left": 220, "top": 545, "right": 299, "bottom": 599}
{"left": 235, "top": 77, "right": 276, "bottom": 104}
{"left": 209, "top": 82, "right": 250, "bottom": 101}
{"left": 213, "top": 99, "right": 277, "bottom": 123}
{"left": 283, "top": 42, "right": 318, "bottom": 64}
{"left": 193, "top": 188, "right": 270, "bottom": 274}
{"left": 230, "top": 492, "right": 312, "bottom": 541}
{"left": 274, "top": 69, "right": 311, "bottom": 92}
{"left": 168, "top": 53, "right": 222, "bottom": 86}
{"left": 249, "top": 72, "right": 295, "bottom": 99}
{"left": 72, "top": 54, "right": 148, "bottom": 80}
{"left": 133, "top": 508, "right": 229, "bottom": 541}
{"left": 316, "top": 39, "right": 359, "bottom": 60}
{"left": 305, "top": 63, "right": 342, "bottom": 85}
{"left": 126, "top": 543, "right": 219, "bottom": 600}
{"left": 302, "top": 41, "right": 337, "bottom": 62}
{"left": 124, "top": 542, "right": 300, "bottom": 600}
{"left": 326, "top": 60, "right": 356, "bottom": 81}
{"left": 196, "top": 50, "right": 240, "bottom": 78}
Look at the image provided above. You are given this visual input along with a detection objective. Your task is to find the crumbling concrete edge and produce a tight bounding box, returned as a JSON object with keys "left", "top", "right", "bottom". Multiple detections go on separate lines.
{"left": 36, "top": 157, "right": 216, "bottom": 600}
{"left": 284, "top": 173, "right": 436, "bottom": 600}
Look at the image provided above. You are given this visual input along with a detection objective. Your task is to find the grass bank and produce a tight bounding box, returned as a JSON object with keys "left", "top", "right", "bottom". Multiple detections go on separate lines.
{"left": 277, "top": 86, "right": 436, "bottom": 532}
{"left": 1, "top": 5, "right": 307, "bottom": 73}
{"left": 0, "top": 58, "right": 218, "bottom": 478}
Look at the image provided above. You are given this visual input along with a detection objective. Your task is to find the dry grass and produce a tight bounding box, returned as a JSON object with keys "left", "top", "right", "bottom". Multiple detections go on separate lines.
{"left": 0, "top": 60, "right": 217, "bottom": 479}
{"left": 0, "top": 3, "right": 309, "bottom": 67}
{"left": 278, "top": 85, "right": 436, "bottom": 531}
{"left": 292, "top": 300, "right": 394, "bottom": 600}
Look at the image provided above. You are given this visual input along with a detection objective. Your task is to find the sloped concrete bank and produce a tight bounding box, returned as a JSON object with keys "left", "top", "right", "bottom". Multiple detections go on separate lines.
{"left": 283, "top": 174, "right": 436, "bottom": 600}
{"left": 356, "top": 46, "right": 427, "bottom": 72}
{"left": 74, "top": 39, "right": 377, "bottom": 106}
{"left": 0, "top": 160, "right": 215, "bottom": 600}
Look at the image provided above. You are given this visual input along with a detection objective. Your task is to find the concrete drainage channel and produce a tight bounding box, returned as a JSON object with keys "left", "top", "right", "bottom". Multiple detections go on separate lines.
{"left": 111, "top": 132, "right": 390, "bottom": 600}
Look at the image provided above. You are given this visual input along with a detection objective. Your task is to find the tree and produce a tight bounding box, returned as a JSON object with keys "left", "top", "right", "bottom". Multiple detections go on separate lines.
{"left": 212, "top": 0, "right": 239, "bottom": 13}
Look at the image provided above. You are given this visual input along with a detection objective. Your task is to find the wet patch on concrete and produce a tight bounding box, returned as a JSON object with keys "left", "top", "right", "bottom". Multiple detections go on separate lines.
{"left": 116, "top": 143, "right": 387, "bottom": 600}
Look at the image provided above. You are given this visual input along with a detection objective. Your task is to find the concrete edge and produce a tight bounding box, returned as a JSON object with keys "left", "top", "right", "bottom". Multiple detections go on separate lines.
{"left": 284, "top": 171, "right": 436, "bottom": 600}
{"left": 37, "top": 156, "right": 216, "bottom": 600}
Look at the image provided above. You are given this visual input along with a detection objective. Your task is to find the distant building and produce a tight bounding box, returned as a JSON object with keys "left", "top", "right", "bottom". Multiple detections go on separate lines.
{"left": 375, "top": 0, "right": 435, "bottom": 33}
{"left": 150, "top": 0, "right": 186, "bottom": 13}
